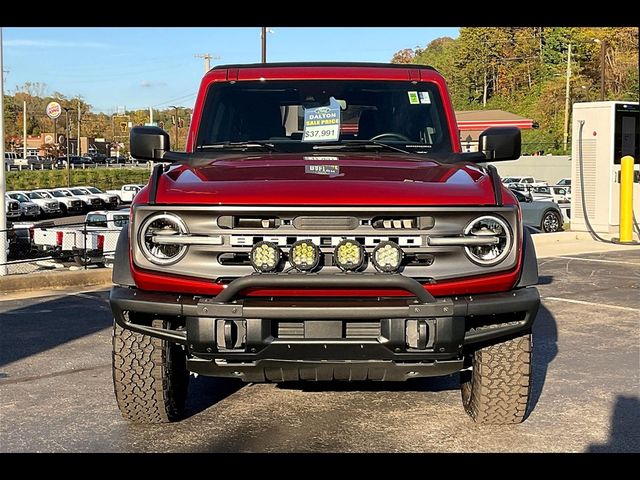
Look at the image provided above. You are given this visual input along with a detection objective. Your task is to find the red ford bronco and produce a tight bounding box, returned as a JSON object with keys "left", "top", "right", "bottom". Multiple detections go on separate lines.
{"left": 110, "top": 63, "right": 539, "bottom": 425}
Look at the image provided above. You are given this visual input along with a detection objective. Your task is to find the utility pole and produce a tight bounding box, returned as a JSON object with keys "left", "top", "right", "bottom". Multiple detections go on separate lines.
{"left": 77, "top": 100, "right": 81, "bottom": 156}
{"left": 599, "top": 40, "right": 607, "bottom": 101}
{"left": 261, "top": 27, "right": 267, "bottom": 63}
{"left": 23, "top": 100, "right": 27, "bottom": 161}
{"left": 1, "top": 27, "right": 7, "bottom": 276}
{"left": 562, "top": 43, "right": 572, "bottom": 152}
{"left": 195, "top": 53, "right": 219, "bottom": 74}
{"left": 169, "top": 105, "right": 179, "bottom": 150}
{"left": 63, "top": 107, "right": 71, "bottom": 187}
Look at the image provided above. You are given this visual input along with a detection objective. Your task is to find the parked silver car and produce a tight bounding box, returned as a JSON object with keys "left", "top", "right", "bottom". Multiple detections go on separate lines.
{"left": 509, "top": 189, "right": 564, "bottom": 233}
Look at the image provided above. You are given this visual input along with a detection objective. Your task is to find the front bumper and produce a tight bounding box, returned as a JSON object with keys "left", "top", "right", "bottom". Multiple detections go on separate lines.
{"left": 110, "top": 274, "right": 539, "bottom": 381}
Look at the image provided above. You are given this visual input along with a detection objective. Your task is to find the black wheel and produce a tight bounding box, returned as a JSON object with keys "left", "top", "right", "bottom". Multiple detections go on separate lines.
{"left": 461, "top": 333, "right": 532, "bottom": 425}
{"left": 59, "top": 204, "right": 67, "bottom": 216}
{"left": 112, "top": 318, "right": 189, "bottom": 423}
{"left": 541, "top": 210, "right": 562, "bottom": 233}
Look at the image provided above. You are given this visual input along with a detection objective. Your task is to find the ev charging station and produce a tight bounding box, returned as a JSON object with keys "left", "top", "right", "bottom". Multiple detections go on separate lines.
{"left": 570, "top": 101, "right": 639, "bottom": 235}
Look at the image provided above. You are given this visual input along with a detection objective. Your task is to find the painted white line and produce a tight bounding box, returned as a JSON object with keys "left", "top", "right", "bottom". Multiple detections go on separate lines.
{"left": 544, "top": 297, "right": 640, "bottom": 313}
{"left": 551, "top": 256, "right": 640, "bottom": 266}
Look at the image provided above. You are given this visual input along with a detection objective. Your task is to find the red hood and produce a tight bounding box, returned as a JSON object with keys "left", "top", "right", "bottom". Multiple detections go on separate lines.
{"left": 146, "top": 152, "right": 500, "bottom": 206}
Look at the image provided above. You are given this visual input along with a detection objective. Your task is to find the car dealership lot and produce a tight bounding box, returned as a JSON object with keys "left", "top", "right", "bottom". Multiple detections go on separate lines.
{"left": 0, "top": 250, "right": 638, "bottom": 453}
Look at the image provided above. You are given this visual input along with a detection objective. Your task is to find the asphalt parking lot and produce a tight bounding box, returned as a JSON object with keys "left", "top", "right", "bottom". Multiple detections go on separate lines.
{"left": 1, "top": 249, "right": 638, "bottom": 452}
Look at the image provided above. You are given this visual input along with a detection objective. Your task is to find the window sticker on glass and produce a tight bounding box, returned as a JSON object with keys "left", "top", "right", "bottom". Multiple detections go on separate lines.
{"left": 407, "top": 91, "right": 420, "bottom": 105}
{"left": 419, "top": 91, "right": 431, "bottom": 104}
{"left": 303, "top": 97, "right": 341, "bottom": 142}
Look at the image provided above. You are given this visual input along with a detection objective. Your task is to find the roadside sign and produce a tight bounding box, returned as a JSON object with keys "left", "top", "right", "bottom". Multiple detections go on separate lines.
{"left": 46, "top": 102, "right": 62, "bottom": 119}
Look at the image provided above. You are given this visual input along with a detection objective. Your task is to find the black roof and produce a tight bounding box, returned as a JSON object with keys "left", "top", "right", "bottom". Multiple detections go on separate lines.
{"left": 211, "top": 62, "right": 435, "bottom": 71}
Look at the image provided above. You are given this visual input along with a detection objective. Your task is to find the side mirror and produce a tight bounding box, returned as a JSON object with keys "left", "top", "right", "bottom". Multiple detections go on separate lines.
{"left": 478, "top": 127, "right": 521, "bottom": 161}
{"left": 130, "top": 126, "right": 170, "bottom": 161}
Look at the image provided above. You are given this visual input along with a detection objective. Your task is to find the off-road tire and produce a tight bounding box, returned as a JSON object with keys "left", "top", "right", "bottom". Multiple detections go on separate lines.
{"left": 460, "top": 333, "right": 532, "bottom": 425}
{"left": 112, "top": 319, "right": 189, "bottom": 423}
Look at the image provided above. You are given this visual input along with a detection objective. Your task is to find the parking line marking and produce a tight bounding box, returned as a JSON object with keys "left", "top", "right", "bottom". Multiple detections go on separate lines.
{"left": 551, "top": 256, "right": 640, "bottom": 266}
{"left": 543, "top": 297, "right": 640, "bottom": 313}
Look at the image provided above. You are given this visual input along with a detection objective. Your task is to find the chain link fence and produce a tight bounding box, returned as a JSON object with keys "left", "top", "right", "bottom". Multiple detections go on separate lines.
{"left": 1, "top": 218, "right": 124, "bottom": 276}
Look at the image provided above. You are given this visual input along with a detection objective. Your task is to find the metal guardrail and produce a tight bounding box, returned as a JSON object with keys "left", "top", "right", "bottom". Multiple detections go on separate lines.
{"left": 4, "top": 162, "right": 152, "bottom": 172}
{"left": 1, "top": 219, "right": 124, "bottom": 275}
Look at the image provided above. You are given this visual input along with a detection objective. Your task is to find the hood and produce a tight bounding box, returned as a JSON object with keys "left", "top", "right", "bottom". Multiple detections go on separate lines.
{"left": 150, "top": 152, "right": 501, "bottom": 206}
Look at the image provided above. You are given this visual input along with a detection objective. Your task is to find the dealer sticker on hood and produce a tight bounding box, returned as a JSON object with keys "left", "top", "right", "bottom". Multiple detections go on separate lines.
{"left": 305, "top": 164, "right": 341, "bottom": 177}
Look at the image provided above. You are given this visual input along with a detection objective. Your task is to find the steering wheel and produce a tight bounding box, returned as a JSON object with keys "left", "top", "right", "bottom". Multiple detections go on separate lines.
{"left": 369, "top": 133, "right": 411, "bottom": 142}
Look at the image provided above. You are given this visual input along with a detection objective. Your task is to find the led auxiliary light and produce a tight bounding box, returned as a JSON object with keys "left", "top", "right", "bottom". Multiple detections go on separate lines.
{"left": 334, "top": 239, "right": 364, "bottom": 271}
{"left": 372, "top": 241, "right": 404, "bottom": 273}
{"left": 289, "top": 240, "right": 320, "bottom": 272}
{"left": 250, "top": 241, "right": 282, "bottom": 272}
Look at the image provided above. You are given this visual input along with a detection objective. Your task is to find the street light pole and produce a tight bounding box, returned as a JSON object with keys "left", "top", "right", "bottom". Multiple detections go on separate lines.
{"left": 261, "top": 27, "right": 267, "bottom": 63}
{"left": 169, "top": 105, "right": 179, "bottom": 150}
{"left": 0, "top": 27, "right": 7, "bottom": 276}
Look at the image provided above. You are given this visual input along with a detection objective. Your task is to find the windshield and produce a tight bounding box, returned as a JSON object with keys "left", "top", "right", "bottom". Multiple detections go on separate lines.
{"left": 10, "top": 193, "right": 30, "bottom": 202}
{"left": 87, "top": 187, "right": 102, "bottom": 194}
{"left": 28, "top": 192, "right": 44, "bottom": 199}
{"left": 36, "top": 191, "right": 52, "bottom": 198}
{"left": 196, "top": 80, "right": 452, "bottom": 154}
{"left": 113, "top": 215, "right": 129, "bottom": 228}
{"left": 49, "top": 191, "right": 65, "bottom": 198}
{"left": 70, "top": 189, "right": 86, "bottom": 195}
{"left": 87, "top": 214, "right": 107, "bottom": 227}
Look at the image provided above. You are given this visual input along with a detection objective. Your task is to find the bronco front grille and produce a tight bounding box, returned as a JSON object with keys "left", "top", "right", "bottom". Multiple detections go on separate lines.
{"left": 132, "top": 205, "right": 520, "bottom": 283}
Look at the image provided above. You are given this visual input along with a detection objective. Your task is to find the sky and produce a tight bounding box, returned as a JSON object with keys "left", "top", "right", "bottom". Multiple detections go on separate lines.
{"left": 2, "top": 27, "right": 459, "bottom": 114}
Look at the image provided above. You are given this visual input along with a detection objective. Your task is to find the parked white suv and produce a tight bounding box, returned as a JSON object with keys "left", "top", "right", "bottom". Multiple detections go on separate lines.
{"left": 4, "top": 195, "right": 21, "bottom": 220}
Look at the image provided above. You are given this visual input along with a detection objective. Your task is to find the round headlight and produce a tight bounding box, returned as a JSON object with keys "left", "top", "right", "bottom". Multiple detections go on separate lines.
{"left": 139, "top": 213, "right": 189, "bottom": 265}
{"left": 372, "top": 241, "right": 403, "bottom": 273}
{"left": 464, "top": 215, "right": 512, "bottom": 266}
{"left": 334, "top": 239, "right": 364, "bottom": 271}
{"left": 289, "top": 239, "right": 320, "bottom": 272}
{"left": 251, "top": 241, "right": 282, "bottom": 273}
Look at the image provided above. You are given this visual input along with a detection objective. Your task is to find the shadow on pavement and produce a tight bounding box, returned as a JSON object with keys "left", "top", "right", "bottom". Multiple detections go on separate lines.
{"left": 0, "top": 291, "right": 111, "bottom": 368}
{"left": 527, "top": 303, "right": 558, "bottom": 419}
{"left": 184, "top": 376, "right": 244, "bottom": 418}
{"left": 587, "top": 395, "right": 640, "bottom": 452}
{"left": 277, "top": 374, "right": 459, "bottom": 393}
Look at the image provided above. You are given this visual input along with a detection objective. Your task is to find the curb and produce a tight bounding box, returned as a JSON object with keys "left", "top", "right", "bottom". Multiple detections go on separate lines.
{"left": 0, "top": 268, "right": 112, "bottom": 294}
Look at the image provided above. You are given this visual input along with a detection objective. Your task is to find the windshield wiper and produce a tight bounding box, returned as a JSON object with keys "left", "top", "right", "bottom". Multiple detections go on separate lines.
{"left": 313, "top": 140, "right": 413, "bottom": 155}
{"left": 198, "top": 141, "right": 278, "bottom": 152}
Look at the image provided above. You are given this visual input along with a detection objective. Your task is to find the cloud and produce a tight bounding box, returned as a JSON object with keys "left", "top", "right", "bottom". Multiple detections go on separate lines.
{"left": 5, "top": 39, "right": 111, "bottom": 49}
{"left": 140, "top": 80, "right": 167, "bottom": 88}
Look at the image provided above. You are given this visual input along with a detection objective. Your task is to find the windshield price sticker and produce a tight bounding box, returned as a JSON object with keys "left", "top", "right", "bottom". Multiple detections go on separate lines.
{"left": 303, "top": 97, "right": 341, "bottom": 142}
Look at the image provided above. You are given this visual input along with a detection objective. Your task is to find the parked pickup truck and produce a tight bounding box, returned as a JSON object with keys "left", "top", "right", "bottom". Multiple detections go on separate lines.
{"left": 33, "top": 189, "right": 84, "bottom": 216}
{"left": 5, "top": 195, "right": 21, "bottom": 221}
{"left": 32, "top": 209, "right": 130, "bottom": 266}
{"left": 106, "top": 184, "right": 145, "bottom": 204}
{"left": 110, "top": 62, "right": 540, "bottom": 426}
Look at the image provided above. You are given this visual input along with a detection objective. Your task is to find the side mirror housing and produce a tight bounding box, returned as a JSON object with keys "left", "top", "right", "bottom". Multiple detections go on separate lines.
{"left": 478, "top": 127, "right": 521, "bottom": 161}
{"left": 130, "top": 126, "right": 170, "bottom": 161}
